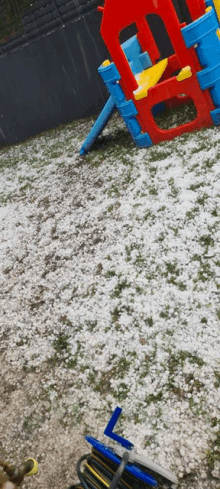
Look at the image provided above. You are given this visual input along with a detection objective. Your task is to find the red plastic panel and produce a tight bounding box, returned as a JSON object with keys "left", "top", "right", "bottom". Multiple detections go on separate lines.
{"left": 184, "top": 0, "right": 206, "bottom": 21}
{"left": 135, "top": 75, "right": 213, "bottom": 144}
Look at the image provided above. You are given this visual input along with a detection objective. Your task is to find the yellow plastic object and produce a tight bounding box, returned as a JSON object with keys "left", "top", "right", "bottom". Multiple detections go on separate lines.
{"left": 217, "top": 28, "right": 220, "bottom": 39}
{"left": 25, "top": 459, "right": 38, "bottom": 477}
{"left": 205, "top": 6, "right": 212, "bottom": 12}
{"left": 213, "top": 0, "right": 220, "bottom": 20}
{"left": 102, "top": 60, "right": 111, "bottom": 67}
{"left": 133, "top": 58, "right": 168, "bottom": 100}
{"left": 176, "top": 66, "right": 192, "bottom": 81}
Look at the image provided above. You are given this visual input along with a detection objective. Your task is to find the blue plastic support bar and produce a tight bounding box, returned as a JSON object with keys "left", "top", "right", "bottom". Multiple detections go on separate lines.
{"left": 80, "top": 95, "right": 115, "bottom": 155}
{"left": 104, "top": 406, "right": 133, "bottom": 449}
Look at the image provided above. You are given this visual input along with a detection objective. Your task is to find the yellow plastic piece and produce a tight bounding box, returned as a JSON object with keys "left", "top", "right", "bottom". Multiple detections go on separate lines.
{"left": 205, "top": 6, "right": 212, "bottom": 12}
{"left": 176, "top": 66, "right": 192, "bottom": 81}
{"left": 25, "top": 459, "right": 38, "bottom": 477}
{"left": 133, "top": 58, "right": 168, "bottom": 100}
{"left": 217, "top": 28, "right": 220, "bottom": 39}
{"left": 213, "top": 0, "right": 220, "bottom": 21}
{"left": 102, "top": 60, "right": 111, "bottom": 67}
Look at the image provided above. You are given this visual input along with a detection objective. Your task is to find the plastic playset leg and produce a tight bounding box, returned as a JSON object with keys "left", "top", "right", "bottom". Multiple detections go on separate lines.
{"left": 80, "top": 35, "right": 153, "bottom": 154}
{"left": 80, "top": 95, "right": 115, "bottom": 155}
{"left": 98, "top": 61, "right": 152, "bottom": 148}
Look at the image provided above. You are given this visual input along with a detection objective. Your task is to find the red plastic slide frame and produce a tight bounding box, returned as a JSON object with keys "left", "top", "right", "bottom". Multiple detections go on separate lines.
{"left": 99, "top": 0, "right": 214, "bottom": 144}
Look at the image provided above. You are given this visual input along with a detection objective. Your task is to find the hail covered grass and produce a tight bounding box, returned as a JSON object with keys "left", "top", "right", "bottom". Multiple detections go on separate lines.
{"left": 0, "top": 107, "right": 220, "bottom": 489}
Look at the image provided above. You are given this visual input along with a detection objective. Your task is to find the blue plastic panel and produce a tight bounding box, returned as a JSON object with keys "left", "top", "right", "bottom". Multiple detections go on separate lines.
{"left": 197, "top": 64, "right": 220, "bottom": 89}
{"left": 182, "top": 5, "right": 220, "bottom": 113}
{"left": 122, "top": 35, "right": 152, "bottom": 75}
{"left": 206, "top": 0, "right": 220, "bottom": 26}
{"left": 182, "top": 8, "right": 218, "bottom": 48}
{"left": 210, "top": 107, "right": 220, "bottom": 124}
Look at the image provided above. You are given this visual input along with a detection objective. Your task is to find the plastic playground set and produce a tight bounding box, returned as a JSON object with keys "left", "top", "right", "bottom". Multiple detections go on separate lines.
{"left": 80, "top": 0, "right": 220, "bottom": 154}
{"left": 0, "top": 407, "right": 178, "bottom": 489}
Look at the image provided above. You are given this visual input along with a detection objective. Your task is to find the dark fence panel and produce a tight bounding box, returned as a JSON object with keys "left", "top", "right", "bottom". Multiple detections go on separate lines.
{"left": 0, "top": 0, "right": 191, "bottom": 148}
{"left": 0, "top": 0, "right": 103, "bottom": 54}
{"left": 0, "top": 1, "right": 109, "bottom": 147}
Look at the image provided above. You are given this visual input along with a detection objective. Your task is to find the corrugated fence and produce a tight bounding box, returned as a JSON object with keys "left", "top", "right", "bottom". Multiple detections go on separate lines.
{"left": 0, "top": 0, "right": 190, "bottom": 148}
{"left": 0, "top": 0, "right": 102, "bottom": 54}
{"left": 0, "top": 0, "right": 109, "bottom": 147}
